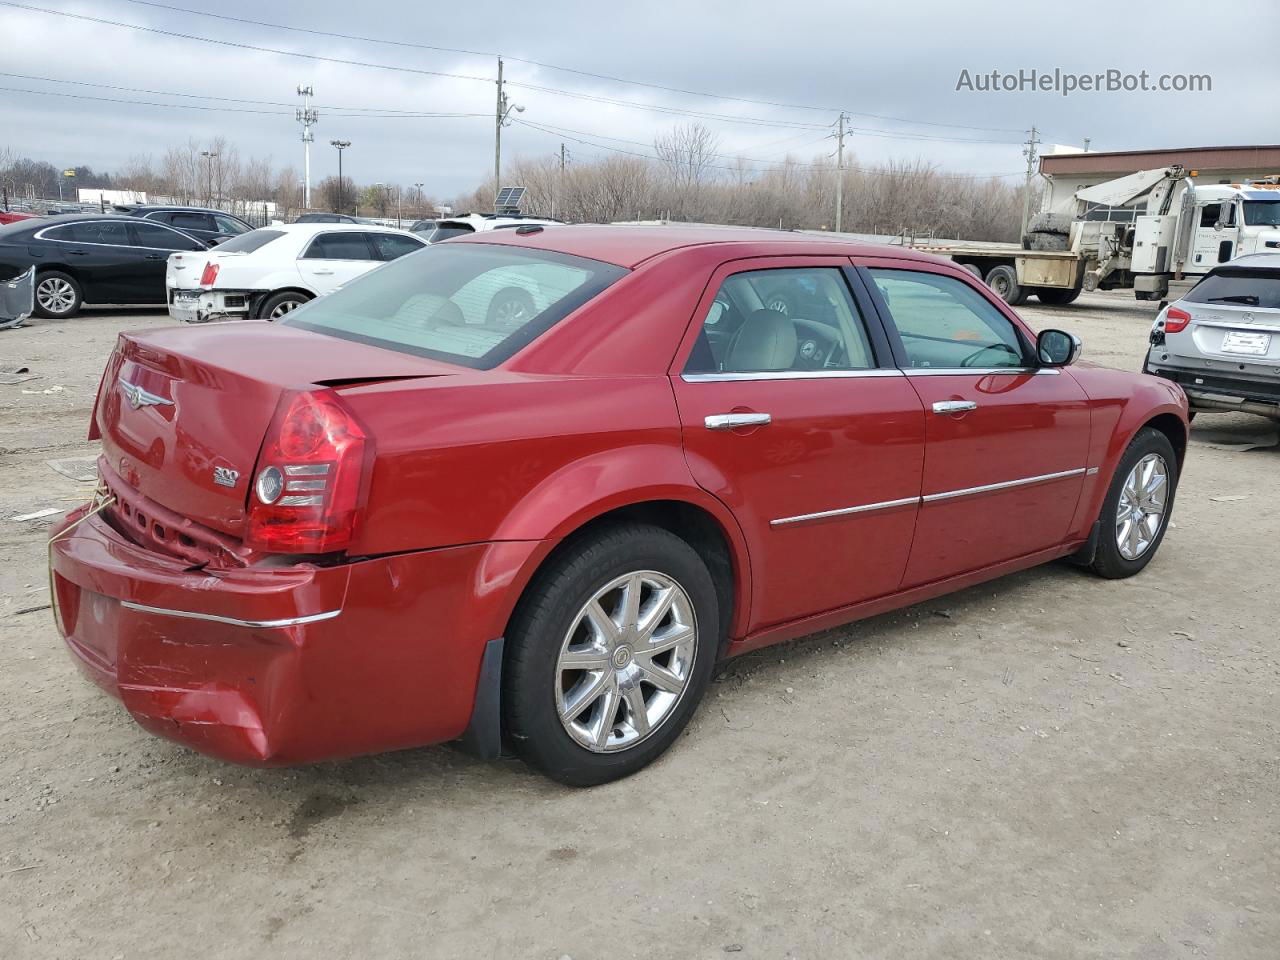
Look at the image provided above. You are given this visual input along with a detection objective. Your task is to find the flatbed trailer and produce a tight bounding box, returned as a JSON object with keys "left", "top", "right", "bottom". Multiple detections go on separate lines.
{"left": 906, "top": 240, "right": 1086, "bottom": 306}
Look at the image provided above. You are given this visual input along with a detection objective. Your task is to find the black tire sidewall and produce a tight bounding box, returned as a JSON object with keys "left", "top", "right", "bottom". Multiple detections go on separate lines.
{"left": 33, "top": 270, "right": 82, "bottom": 319}
{"left": 985, "top": 264, "right": 1023, "bottom": 305}
{"left": 1092, "top": 427, "right": 1178, "bottom": 578}
{"left": 260, "top": 291, "right": 309, "bottom": 320}
{"left": 503, "top": 523, "right": 720, "bottom": 787}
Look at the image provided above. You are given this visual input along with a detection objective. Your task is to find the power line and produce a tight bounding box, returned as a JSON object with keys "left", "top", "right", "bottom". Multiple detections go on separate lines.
{"left": 113, "top": 0, "right": 1026, "bottom": 133}
{"left": 0, "top": 70, "right": 484, "bottom": 115}
{"left": 514, "top": 118, "right": 1022, "bottom": 180}
{"left": 0, "top": 83, "right": 488, "bottom": 120}
{"left": 3, "top": 2, "right": 1029, "bottom": 139}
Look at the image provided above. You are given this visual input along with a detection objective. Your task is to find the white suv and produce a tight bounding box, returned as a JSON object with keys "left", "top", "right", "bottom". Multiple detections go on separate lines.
{"left": 424, "top": 214, "right": 561, "bottom": 243}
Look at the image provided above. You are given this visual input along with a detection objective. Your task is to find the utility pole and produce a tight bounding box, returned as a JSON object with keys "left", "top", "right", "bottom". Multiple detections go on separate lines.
{"left": 200, "top": 150, "right": 217, "bottom": 206}
{"left": 552, "top": 142, "right": 568, "bottom": 219}
{"left": 297, "top": 85, "right": 318, "bottom": 209}
{"left": 493, "top": 57, "right": 524, "bottom": 212}
{"left": 414, "top": 182, "right": 424, "bottom": 216}
{"left": 1020, "top": 125, "right": 1041, "bottom": 239}
{"left": 834, "top": 112, "right": 847, "bottom": 233}
{"left": 330, "top": 139, "right": 350, "bottom": 213}
{"left": 1082, "top": 137, "right": 1091, "bottom": 152}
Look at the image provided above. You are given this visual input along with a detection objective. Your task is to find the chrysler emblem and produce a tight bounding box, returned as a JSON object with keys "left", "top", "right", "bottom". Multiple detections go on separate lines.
{"left": 118, "top": 377, "right": 173, "bottom": 410}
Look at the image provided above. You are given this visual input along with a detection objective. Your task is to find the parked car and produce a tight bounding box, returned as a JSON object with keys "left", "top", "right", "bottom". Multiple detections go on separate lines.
{"left": 51, "top": 226, "right": 1188, "bottom": 785}
{"left": 117, "top": 205, "right": 253, "bottom": 246}
{"left": 409, "top": 219, "right": 437, "bottom": 235}
{"left": 0, "top": 214, "right": 208, "bottom": 318}
{"left": 293, "top": 213, "right": 371, "bottom": 225}
{"left": 165, "top": 222, "right": 426, "bottom": 321}
{"left": 423, "top": 212, "right": 562, "bottom": 242}
{"left": 0, "top": 211, "right": 39, "bottom": 225}
{"left": 1145, "top": 253, "right": 1280, "bottom": 421}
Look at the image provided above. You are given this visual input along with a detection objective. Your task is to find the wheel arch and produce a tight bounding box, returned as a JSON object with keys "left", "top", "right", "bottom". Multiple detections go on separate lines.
{"left": 255, "top": 286, "right": 315, "bottom": 318}
{"left": 1142, "top": 411, "right": 1188, "bottom": 473}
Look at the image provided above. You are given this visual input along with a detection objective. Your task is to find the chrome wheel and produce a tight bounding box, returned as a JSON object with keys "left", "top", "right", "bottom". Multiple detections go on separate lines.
{"left": 1116, "top": 452, "right": 1169, "bottom": 560}
{"left": 555, "top": 571, "right": 698, "bottom": 753}
{"left": 491, "top": 296, "right": 530, "bottom": 326}
{"left": 36, "top": 277, "right": 76, "bottom": 314}
{"left": 270, "top": 298, "right": 303, "bottom": 318}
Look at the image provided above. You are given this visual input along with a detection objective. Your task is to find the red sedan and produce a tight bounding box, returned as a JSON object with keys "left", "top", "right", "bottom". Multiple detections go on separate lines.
{"left": 49, "top": 226, "right": 1188, "bottom": 785}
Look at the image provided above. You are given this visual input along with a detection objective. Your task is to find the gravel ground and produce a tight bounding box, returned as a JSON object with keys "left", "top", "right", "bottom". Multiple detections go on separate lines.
{"left": 1, "top": 293, "right": 1277, "bottom": 959}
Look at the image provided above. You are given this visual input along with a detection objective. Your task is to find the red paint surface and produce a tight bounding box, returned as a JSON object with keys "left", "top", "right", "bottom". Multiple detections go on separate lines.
{"left": 52, "top": 227, "right": 1188, "bottom": 765}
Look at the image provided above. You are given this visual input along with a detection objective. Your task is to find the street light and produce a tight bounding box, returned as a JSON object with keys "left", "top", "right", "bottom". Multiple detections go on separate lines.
{"left": 330, "top": 140, "right": 350, "bottom": 214}
{"left": 200, "top": 150, "right": 218, "bottom": 206}
{"left": 414, "top": 182, "right": 424, "bottom": 217}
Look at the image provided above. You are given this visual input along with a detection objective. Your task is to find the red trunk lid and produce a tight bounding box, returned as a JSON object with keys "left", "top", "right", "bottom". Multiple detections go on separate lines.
{"left": 96, "top": 323, "right": 457, "bottom": 537}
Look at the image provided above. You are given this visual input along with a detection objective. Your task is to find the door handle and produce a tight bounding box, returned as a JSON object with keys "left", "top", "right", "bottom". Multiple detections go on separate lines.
{"left": 705, "top": 413, "right": 772, "bottom": 430}
{"left": 932, "top": 400, "right": 977, "bottom": 414}
{"left": 145, "top": 254, "right": 164, "bottom": 260}
{"left": 67, "top": 249, "right": 88, "bottom": 256}
{"left": 311, "top": 268, "right": 335, "bottom": 275}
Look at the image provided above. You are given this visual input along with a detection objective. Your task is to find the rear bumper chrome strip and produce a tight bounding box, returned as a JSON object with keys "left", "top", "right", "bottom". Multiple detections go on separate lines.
{"left": 771, "top": 468, "right": 1088, "bottom": 526}
{"left": 119, "top": 601, "right": 342, "bottom": 629}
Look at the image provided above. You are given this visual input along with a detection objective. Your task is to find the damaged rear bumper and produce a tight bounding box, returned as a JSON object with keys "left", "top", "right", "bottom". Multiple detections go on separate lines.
{"left": 167, "top": 288, "right": 254, "bottom": 324}
{"left": 48, "top": 503, "right": 524, "bottom": 765}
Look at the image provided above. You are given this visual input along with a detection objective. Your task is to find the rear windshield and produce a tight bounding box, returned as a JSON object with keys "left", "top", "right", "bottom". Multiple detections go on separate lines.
{"left": 1185, "top": 269, "right": 1280, "bottom": 309}
{"left": 279, "top": 243, "right": 627, "bottom": 368}
{"left": 215, "top": 229, "right": 284, "bottom": 253}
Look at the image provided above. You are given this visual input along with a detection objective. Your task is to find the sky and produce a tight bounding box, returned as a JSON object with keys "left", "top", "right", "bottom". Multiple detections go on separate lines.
{"left": 0, "top": 0, "right": 1270, "bottom": 200}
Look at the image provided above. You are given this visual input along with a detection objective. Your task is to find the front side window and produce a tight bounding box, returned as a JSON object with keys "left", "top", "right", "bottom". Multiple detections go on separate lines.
{"left": 1199, "top": 204, "right": 1222, "bottom": 229}
{"left": 868, "top": 268, "right": 1028, "bottom": 370}
{"left": 303, "top": 232, "right": 374, "bottom": 260}
{"left": 131, "top": 221, "right": 203, "bottom": 250}
{"left": 280, "top": 244, "right": 626, "bottom": 369}
{"left": 370, "top": 232, "right": 426, "bottom": 261}
{"left": 685, "top": 268, "right": 875, "bottom": 374}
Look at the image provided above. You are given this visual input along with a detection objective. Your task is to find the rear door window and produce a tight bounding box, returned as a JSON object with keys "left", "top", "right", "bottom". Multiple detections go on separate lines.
{"left": 55, "top": 221, "right": 133, "bottom": 245}
{"left": 170, "top": 212, "right": 216, "bottom": 232}
{"left": 303, "top": 232, "right": 375, "bottom": 260}
{"left": 867, "top": 268, "right": 1029, "bottom": 369}
{"left": 214, "top": 214, "right": 251, "bottom": 236}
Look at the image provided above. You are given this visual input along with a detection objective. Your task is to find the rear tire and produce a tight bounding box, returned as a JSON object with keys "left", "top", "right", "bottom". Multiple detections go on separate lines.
{"left": 503, "top": 523, "right": 719, "bottom": 786}
{"left": 985, "top": 264, "right": 1027, "bottom": 305}
{"left": 1090, "top": 427, "right": 1178, "bottom": 579}
{"left": 1036, "top": 286, "right": 1082, "bottom": 305}
{"left": 260, "top": 290, "right": 311, "bottom": 320}
{"left": 33, "top": 270, "right": 82, "bottom": 319}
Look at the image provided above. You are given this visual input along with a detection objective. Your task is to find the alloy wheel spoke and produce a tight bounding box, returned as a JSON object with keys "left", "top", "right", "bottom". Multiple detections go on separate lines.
{"left": 623, "top": 685, "right": 650, "bottom": 736}
{"left": 591, "top": 685, "right": 620, "bottom": 748}
{"left": 637, "top": 659, "right": 684, "bottom": 694}
{"left": 1126, "top": 517, "right": 1143, "bottom": 557}
{"left": 560, "top": 646, "right": 610, "bottom": 671}
{"left": 585, "top": 599, "right": 622, "bottom": 646}
{"left": 637, "top": 623, "right": 695, "bottom": 658}
{"left": 618, "top": 575, "right": 644, "bottom": 634}
{"left": 636, "top": 586, "right": 677, "bottom": 641}
{"left": 563, "top": 671, "right": 609, "bottom": 721}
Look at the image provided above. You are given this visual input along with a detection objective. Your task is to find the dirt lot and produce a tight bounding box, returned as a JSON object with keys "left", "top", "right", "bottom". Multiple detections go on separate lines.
{"left": 2, "top": 292, "right": 1277, "bottom": 959}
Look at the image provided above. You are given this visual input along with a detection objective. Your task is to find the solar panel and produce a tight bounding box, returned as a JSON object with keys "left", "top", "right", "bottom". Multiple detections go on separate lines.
{"left": 495, "top": 186, "right": 526, "bottom": 213}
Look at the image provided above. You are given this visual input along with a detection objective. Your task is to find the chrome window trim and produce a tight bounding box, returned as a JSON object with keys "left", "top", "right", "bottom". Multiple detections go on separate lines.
{"left": 119, "top": 600, "right": 341, "bottom": 629}
{"left": 771, "top": 496, "right": 920, "bottom": 527}
{"left": 920, "top": 467, "right": 1086, "bottom": 503}
{"left": 903, "top": 366, "right": 1059, "bottom": 376}
{"left": 682, "top": 369, "right": 904, "bottom": 382}
{"left": 769, "top": 467, "right": 1088, "bottom": 526}
{"left": 34, "top": 220, "right": 203, "bottom": 253}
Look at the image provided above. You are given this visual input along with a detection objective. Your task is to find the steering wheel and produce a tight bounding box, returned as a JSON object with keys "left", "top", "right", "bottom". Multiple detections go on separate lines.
{"left": 959, "top": 342, "right": 1021, "bottom": 368}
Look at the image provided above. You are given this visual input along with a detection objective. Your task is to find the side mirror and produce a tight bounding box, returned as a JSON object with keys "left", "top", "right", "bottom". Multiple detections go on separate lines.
{"left": 1037, "top": 328, "right": 1082, "bottom": 367}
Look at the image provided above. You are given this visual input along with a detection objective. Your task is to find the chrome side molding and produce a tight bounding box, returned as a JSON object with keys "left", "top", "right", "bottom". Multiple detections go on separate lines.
{"left": 120, "top": 600, "right": 342, "bottom": 629}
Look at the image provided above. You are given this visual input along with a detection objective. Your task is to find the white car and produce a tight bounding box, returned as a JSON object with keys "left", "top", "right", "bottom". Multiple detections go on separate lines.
{"left": 165, "top": 222, "right": 426, "bottom": 322}
{"left": 424, "top": 213, "right": 562, "bottom": 243}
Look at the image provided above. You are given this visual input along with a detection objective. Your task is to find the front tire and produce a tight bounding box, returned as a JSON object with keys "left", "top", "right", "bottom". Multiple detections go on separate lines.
{"left": 33, "top": 270, "right": 82, "bottom": 319}
{"left": 503, "top": 523, "right": 719, "bottom": 786}
{"left": 1090, "top": 427, "right": 1178, "bottom": 579}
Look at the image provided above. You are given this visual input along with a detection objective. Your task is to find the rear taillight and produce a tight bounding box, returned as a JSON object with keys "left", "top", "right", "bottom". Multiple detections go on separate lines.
{"left": 1164, "top": 307, "right": 1191, "bottom": 333}
{"left": 199, "top": 262, "right": 220, "bottom": 286}
{"left": 245, "top": 390, "right": 372, "bottom": 554}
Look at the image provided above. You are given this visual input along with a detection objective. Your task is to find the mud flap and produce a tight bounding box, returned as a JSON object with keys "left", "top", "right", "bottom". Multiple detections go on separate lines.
{"left": 455, "top": 636, "right": 505, "bottom": 760}
{"left": 0, "top": 267, "right": 35, "bottom": 330}
{"left": 1066, "top": 520, "right": 1101, "bottom": 567}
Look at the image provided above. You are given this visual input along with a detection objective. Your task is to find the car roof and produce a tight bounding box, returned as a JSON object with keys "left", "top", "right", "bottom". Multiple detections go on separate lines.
{"left": 269, "top": 222, "right": 419, "bottom": 236}
{"left": 452, "top": 223, "right": 951, "bottom": 269}
{"left": 1217, "top": 252, "right": 1280, "bottom": 270}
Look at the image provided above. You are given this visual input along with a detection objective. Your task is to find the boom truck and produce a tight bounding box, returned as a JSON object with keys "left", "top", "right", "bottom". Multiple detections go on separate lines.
{"left": 909, "top": 166, "right": 1280, "bottom": 305}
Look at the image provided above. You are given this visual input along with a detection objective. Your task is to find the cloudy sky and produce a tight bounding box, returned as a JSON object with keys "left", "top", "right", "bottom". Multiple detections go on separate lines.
{"left": 0, "top": 0, "right": 1268, "bottom": 199}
